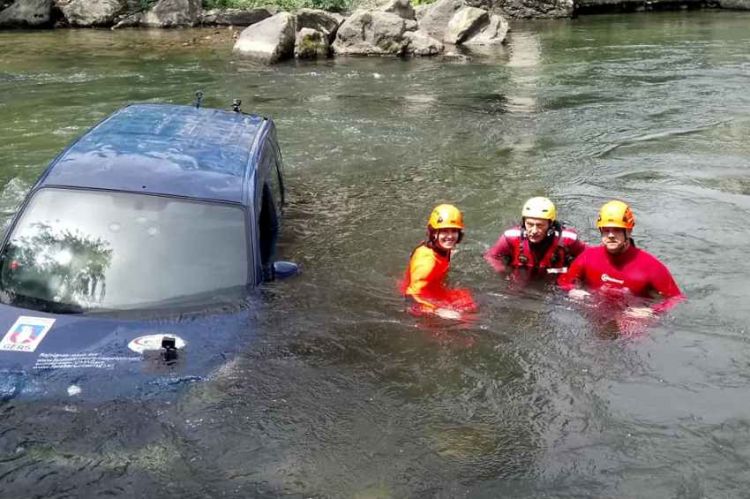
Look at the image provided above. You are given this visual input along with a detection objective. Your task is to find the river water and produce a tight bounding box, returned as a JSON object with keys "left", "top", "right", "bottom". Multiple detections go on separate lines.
{"left": 1, "top": 11, "right": 750, "bottom": 497}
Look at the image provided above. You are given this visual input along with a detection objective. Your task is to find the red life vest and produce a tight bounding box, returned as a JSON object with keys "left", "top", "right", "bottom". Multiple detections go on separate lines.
{"left": 504, "top": 226, "right": 580, "bottom": 270}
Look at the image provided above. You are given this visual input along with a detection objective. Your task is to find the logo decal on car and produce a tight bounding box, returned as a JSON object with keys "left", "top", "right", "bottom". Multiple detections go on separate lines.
{"left": 128, "top": 334, "right": 186, "bottom": 354}
{"left": 0, "top": 316, "right": 56, "bottom": 352}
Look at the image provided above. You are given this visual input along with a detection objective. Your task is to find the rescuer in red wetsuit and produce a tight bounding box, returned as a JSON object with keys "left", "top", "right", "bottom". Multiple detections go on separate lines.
{"left": 558, "top": 200, "right": 685, "bottom": 318}
{"left": 485, "top": 197, "right": 586, "bottom": 277}
{"left": 401, "top": 204, "right": 476, "bottom": 320}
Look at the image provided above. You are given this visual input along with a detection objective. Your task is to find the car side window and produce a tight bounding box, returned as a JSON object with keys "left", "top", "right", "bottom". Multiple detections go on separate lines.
{"left": 266, "top": 140, "right": 284, "bottom": 210}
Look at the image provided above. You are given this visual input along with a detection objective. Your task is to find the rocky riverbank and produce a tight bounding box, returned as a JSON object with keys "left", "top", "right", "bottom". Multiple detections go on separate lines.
{"left": 1, "top": 0, "right": 748, "bottom": 64}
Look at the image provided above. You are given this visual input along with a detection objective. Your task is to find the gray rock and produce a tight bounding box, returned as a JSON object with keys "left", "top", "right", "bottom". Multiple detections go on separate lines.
{"left": 718, "top": 0, "right": 750, "bottom": 7}
{"left": 444, "top": 6, "right": 487, "bottom": 44}
{"left": 494, "top": 0, "right": 573, "bottom": 18}
{"left": 418, "top": 0, "right": 465, "bottom": 42}
{"left": 295, "top": 8, "right": 342, "bottom": 42}
{"left": 56, "top": 0, "right": 124, "bottom": 27}
{"left": 379, "top": 0, "right": 415, "bottom": 20}
{"left": 332, "top": 10, "right": 415, "bottom": 56}
{"left": 462, "top": 12, "right": 508, "bottom": 44}
{"left": 414, "top": 3, "right": 429, "bottom": 19}
{"left": 0, "top": 0, "right": 53, "bottom": 27}
{"left": 295, "top": 27, "right": 329, "bottom": 58}
{"left": 404, "top": 29, "right": 444, "bottom": 56}
{"left": 200, "top": 7, "right": 274, "bottom": 26}
{"left": 232, "top": 12, "right": 296, "bottom": 64}
{"left": 140, "top": 0, "right": 201, "bottom": 27}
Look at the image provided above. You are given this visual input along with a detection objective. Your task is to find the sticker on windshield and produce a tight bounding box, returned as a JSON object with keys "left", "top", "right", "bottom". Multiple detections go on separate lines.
{"left": 128, "top": 334, "right": 186, "bottom": 354}
{"left": 0, "top": 316, "right": 56, "bottom": 353}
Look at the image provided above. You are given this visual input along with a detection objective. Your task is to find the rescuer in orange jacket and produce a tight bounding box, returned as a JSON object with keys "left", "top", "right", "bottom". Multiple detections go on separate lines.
{"left": 559, "top": 200, "right": 685, "bottom": 324}
{"left": 401, "top": 204, "right": 477, "bottom": 320}
{"left": 485, "top": 197, "right": 586, "bottom": 278}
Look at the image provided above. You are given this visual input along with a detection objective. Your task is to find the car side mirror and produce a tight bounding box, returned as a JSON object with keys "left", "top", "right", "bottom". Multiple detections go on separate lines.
{"left": 272, "top": 261, "right": 299, "bottom": 280}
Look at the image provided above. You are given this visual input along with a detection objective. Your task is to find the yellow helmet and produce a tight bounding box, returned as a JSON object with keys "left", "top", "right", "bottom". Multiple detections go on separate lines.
{"left": 597, "top": 200, "right": 635, "bottom": 229}
{"left": 522, "top": 197, "right": 556, "bottom": 221}
{"left": 428, "top": 204, "right": 464, "bottom": 230}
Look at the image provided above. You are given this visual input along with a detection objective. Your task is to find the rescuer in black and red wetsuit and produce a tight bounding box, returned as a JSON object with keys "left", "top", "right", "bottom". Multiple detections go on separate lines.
{"left": 485, "top": 197, "right": 586, "bottom": 278}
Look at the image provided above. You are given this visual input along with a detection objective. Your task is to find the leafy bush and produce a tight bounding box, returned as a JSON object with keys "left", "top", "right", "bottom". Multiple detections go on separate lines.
{"left": 202, "top": 0, "right": 354, "bottom": 12}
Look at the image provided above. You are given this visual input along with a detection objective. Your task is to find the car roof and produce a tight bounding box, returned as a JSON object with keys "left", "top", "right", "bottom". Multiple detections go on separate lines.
{"left": 38, "top": 103, "right": 268, "bottom": 204}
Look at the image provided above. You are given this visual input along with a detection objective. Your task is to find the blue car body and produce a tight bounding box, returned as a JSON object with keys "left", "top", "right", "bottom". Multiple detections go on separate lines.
{"left": 0, "top": 103, "right": 288, "bottom": 400}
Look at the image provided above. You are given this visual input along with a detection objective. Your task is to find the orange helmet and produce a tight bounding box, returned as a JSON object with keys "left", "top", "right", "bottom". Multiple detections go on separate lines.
{"left": 597, "top": 200, "right": 635, "bottom": 229}
{"left": 428, "top": 204, "right": 464, "bottom": 230}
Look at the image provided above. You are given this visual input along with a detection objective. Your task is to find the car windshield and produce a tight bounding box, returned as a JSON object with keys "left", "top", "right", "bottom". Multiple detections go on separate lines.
{"left": 0, "top": 188, "right": 249, "bottom": 312}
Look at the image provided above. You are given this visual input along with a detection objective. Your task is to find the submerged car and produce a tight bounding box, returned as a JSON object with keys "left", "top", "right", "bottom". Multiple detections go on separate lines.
{"left": 0, "top": 101, "right": 296, "bottom": 400}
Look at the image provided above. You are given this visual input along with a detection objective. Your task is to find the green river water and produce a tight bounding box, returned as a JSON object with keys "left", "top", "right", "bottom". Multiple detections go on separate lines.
{"left": 2, "top": 11, "right": 750, "bottom": 497}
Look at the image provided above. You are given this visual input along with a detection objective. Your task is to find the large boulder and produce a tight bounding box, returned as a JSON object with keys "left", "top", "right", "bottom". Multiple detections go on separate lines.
{"left": 332, "top": 10, "right": 416, "bottom": 56}
{"left": 379, "top": 0, "right": 415, "bottom": 20}
{"left": 404, "top": 29, "right": 444, "bottom": 55}
{"left": 199, "top": 7, "right": 274, "bottom": 26}
{"left": 295, "top": 8, "right": 343, "bottom": 42}
{"left": 140, "top": 0, "right": 201, "bottom": 27}
{"left": 418, "top": 0, "right": 465, "bottom": 42}
{"left": 295, "top": 27, "right": 329, "bottom": 58}
{"left": 444, "top": 6, "right": 487, "bottom": 44}
{"left": 461, "top": 13, "right": 508, "bottom": 44}
{"left": 55, "top": 0, "right": 124, "bottom": 27}
{"left": 0, "top": 0, "right": 54, "bottom": 27}
{"left": 232, "top": 12, "right": 296, "bottom": 63}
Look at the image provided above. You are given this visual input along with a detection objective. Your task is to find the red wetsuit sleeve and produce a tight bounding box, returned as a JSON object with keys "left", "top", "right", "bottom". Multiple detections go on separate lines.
{"left": 485, "top": 234, "right": 513, "bottom": 273}
{"left": 558, "top": 250, "right": 586, "bottom": 291}
{"left": 649, "top": 259, "right": 685, "bottom": 313}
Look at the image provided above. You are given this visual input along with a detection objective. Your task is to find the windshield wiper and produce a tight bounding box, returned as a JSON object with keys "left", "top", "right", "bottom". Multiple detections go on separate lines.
{"left": 0, "top": 290, "right": 85, "bottom": 315}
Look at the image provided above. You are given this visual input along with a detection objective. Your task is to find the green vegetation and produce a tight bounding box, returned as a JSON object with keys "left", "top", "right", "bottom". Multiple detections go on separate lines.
{"left": 202, "top": 0, "right": 354, "bottom": 12}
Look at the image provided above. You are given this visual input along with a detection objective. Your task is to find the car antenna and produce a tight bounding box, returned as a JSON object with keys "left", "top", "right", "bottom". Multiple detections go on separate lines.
{"left": 193, "top": 90, "right": 204, "bottom": 109}
{"left": 232, "top": 99, "right": 242, "bottom": 113}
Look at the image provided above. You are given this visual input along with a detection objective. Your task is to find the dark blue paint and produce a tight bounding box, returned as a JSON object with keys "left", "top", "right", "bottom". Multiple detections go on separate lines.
{"left": 39, "top": 104, "right": 266, "bottom": 204}
{"left": 0, "top": 103, "right": 286, "bottom": 401}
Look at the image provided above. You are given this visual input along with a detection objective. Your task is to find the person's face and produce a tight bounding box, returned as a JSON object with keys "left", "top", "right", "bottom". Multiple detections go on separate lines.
{"left": 436, "top": 229, "right": 460, "bottom": 251}
{"left": 524, "top": 217, "right": 551, "bottom": 244}
{"left": 600, "top": 226, "right": 630, "bottom": 254}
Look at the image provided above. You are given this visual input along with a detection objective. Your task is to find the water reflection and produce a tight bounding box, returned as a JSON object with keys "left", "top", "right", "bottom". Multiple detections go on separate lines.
{"left": 2, "top": 223, "right": 111, "bottom": 309}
